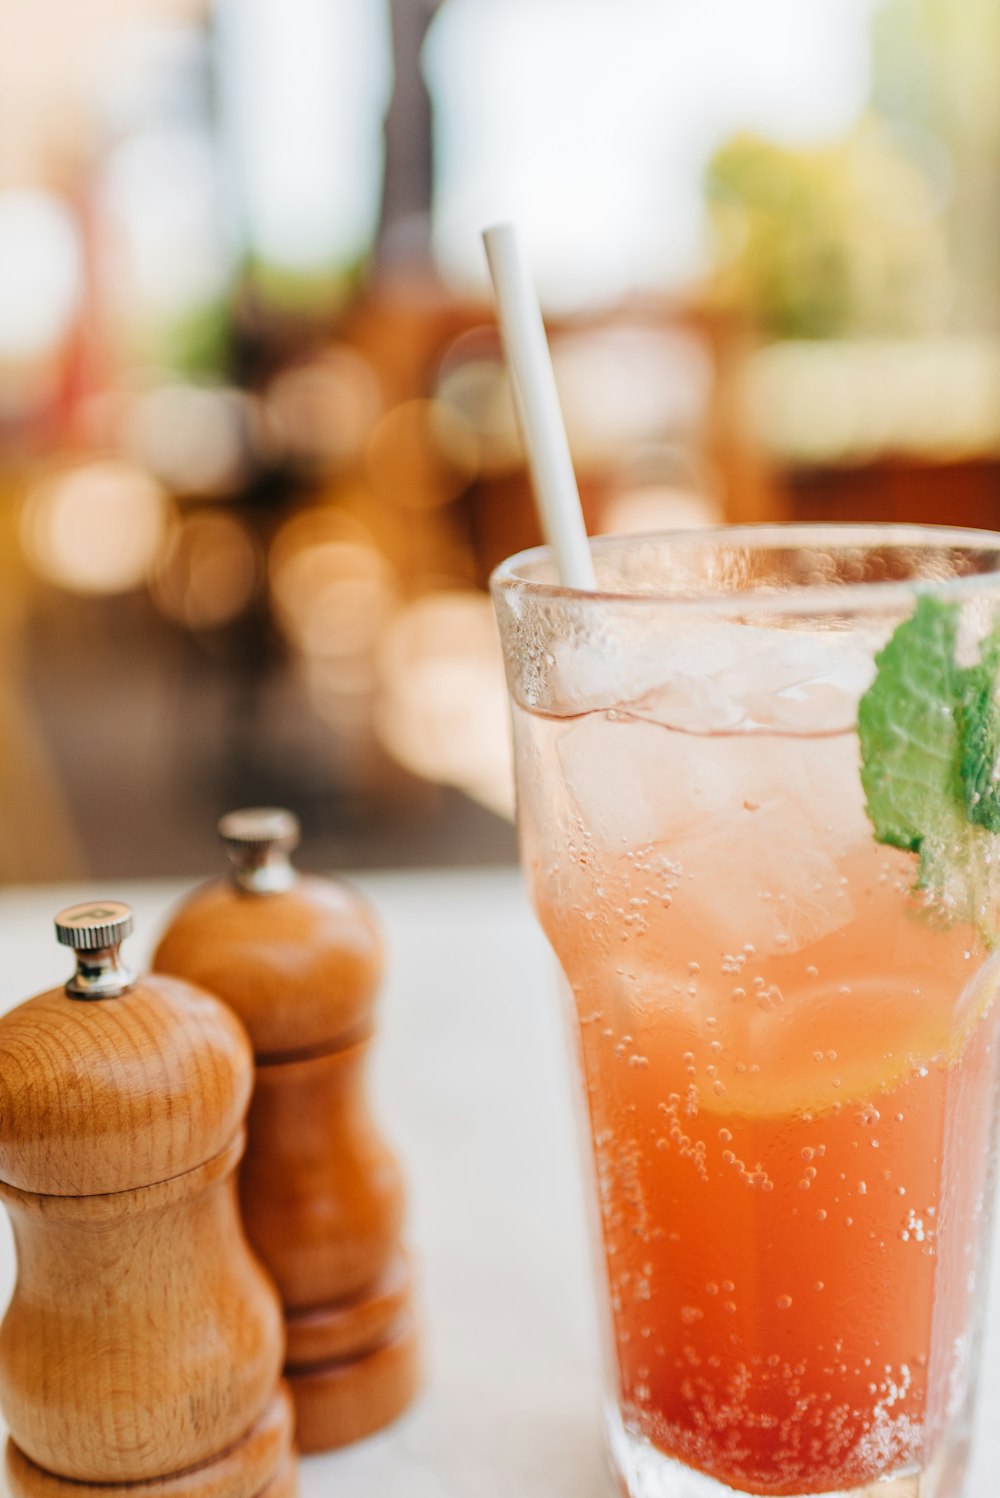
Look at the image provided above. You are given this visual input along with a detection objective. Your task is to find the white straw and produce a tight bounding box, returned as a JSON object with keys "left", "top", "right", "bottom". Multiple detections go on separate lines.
{"left": 482, "top": 223, "right": 595, "bottom": 590}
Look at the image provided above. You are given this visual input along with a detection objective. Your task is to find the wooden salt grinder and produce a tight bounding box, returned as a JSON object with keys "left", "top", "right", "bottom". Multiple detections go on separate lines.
{"left": 153, "top": 811, "right": 420, "bottom": 1453}
{"left": 0, "top": 901, "right": 297, "bottom": 1498}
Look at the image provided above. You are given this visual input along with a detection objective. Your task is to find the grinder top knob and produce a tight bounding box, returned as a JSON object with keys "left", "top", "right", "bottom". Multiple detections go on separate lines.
{"left": 55, "top": 900, "right": 135, "bottom": 999}
{"left": 217, "top": 809, "right": 300, "bottom": 895}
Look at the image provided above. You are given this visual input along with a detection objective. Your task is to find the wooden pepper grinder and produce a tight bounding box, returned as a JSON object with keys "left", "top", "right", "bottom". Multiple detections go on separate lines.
{"left": 0, "top": 901, "right": 297, "bottom": 1498}
{"left": 153, "top": 810, "right": 420, "bottom": 1453}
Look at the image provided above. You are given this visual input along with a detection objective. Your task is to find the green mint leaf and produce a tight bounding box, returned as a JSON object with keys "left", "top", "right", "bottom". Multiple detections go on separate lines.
{"left": 858, "top": 594, "right": 964, "bottom": 868}
{"left": 958, "top": 658, "right": 1000, "bottom": 832}
{"left": 858, "top": 594, "right": 1000, "bottom": 936}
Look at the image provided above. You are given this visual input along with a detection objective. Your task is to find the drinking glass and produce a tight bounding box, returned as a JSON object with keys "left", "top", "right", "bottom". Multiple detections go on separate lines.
{"left": 491, "top": 525, "right": 1000, "bottom": 1498}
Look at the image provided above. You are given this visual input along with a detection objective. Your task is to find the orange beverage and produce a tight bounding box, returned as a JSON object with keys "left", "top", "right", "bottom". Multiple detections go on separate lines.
{"left": 493, "top": 529, "right": 1000, "bottom": 1498}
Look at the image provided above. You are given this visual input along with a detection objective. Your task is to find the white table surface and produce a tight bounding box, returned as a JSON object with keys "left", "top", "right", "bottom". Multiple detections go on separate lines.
{"left": 1, "top": 867, "right": 999, "bottom": 1498}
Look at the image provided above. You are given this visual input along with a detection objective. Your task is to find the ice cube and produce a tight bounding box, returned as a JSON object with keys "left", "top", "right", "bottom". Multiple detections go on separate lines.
{"left": 625, "top": 629, "right": 875, "bottom": 735}
{"left": 720, "top": 633, "right": 875, "bottom": 733}
{"left": 556, "top": 704, "right": 869, "bottom": 956}
{"left": 641, "top": 733, "right": 862, "bottom": 955}
{"left": 548, "top": 624, "right": 744, "bottom": 722}
{"left": 550, "top": 624, "right": 874, "bottom": 734}
{"left": 550, "top": 624, "right": 875, "bottom": 954}
{"left": 555, "top": 713, "right": 703, "bottom": 852}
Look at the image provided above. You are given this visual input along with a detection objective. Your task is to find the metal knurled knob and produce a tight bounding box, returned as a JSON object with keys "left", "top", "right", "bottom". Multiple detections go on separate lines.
{"left": 55, "top": 901, "right": 134, "bottom": 952}
{"left": 55, "top": 901, "right": 136, "bottom": 999}
{"left": 217, "top": 807, "right": 300, "bottom": 856}
{"left": 217, "top": 808, "right": 300, "bottom": 894}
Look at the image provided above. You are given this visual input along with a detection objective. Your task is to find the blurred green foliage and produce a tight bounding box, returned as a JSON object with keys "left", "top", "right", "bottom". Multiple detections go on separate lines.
{"left": 873, "top": 0, "right": 1000, "bottom": 331}
{"left": 705, "top": 120, "right": 950, "bottom": 340}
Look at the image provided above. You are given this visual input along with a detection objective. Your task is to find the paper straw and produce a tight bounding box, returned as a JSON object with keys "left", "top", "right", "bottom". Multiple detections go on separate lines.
{"left": 482, "top": 223, "right": 596, "bottom": 591}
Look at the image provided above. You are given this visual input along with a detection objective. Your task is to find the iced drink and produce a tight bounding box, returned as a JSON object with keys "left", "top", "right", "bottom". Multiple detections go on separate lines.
{"left": 492, "top": 529, "right": 1000, "bottom": 1498}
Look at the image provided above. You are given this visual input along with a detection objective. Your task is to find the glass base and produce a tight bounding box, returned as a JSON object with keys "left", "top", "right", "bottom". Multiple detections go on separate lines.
{"left": 605, "top": 1405, "right": 969, "bottom": 1498}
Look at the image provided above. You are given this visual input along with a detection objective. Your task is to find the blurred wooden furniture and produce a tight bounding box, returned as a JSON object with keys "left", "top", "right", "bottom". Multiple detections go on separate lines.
{"left": 783, "top": 456, "right": 1000, "bottom": 530}
{"left": 0, "top": 480, "right": 85, "bottom": 884}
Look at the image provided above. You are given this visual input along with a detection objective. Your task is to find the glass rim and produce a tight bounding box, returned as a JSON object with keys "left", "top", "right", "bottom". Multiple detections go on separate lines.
{"left": 490, "top": 522, "right": 1000, "bottom": 617}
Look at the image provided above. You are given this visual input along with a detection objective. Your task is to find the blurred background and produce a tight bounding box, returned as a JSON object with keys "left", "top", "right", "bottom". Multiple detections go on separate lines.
{"left": 2, "top": 0, "right": 1000, "bottom": 881}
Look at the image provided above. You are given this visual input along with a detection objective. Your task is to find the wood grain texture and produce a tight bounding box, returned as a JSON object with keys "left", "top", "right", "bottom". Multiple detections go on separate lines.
{"left": 153, "top": 878, "right": 382, "bottom": 1058}
{"left": 0, "top": 969, "right": 295, "bottom": 1494}
{"left": 240, "top": 1045, "right": 404, "bottom": 1307}
{"left": 0, "top": 1136, "right": 285, "bottom": 1482}
{"left": 0, "top": 976, "right": 252, "bottom": 1195}
{"left": 4, "top": 1386, "right": 298, "bottom": 1498}
{"left": 288, "top": 1316, "right": 420, "bottom": 1455}
{"left": 284, "top": 1252, "right": 412, "bottom": 1366}
{"left": 154, "top": 871, "right": 420, "bottom": 1451}
{"left": 243, "top": 1056, "right": 421, "bottom": 1451}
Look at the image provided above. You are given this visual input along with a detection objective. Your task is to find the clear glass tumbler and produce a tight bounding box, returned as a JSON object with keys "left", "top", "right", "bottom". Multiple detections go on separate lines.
{"left": 491, "top": 526, "right": 1000, "bottom": 1498}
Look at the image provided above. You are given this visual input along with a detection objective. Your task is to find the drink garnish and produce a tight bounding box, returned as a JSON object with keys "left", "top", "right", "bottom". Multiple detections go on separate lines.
{"left": 958, "top": 629, "right": 1000, "bottom": 832}
{"left": 859, "top": 593, "right": 1000, "bottom": 934}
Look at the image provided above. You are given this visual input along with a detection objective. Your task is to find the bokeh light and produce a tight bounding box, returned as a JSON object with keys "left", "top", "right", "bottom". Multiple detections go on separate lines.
{"left": 263, "top": 347, "right": 383, "bottom": 474}
{"left": 365, "top": 398, "right": 477, "bottom": 510}
{"left": 552, "top": 326, "right": 714, "bottom": 470}
{"left": 748, "top": 339, "right": 1000, "bottom": 465}
{"left": 152, "top": 509, "right": 259, "bottom": 629}
{"left": 269, "top": 508, "right": 397, "bottom": 660}
{"left": 434, "top": 327, "right": 522, "bottom": 475}
{"left": 598, "top": 442, "right": 724, "bottom": 534}
{"left": 0, "top": 188, "right": 84, "bottom": 418}
{"left": 95, "top": 25, "right": 230, "bottom": 331}
{"left": 21, "top": 458, "right": 169, "bottom": 595}
{"left": 375, "top": 590, "right": 513, "bottom": 819}
{"left": 601, "top": 485, "right": 723, "bottom": 536}
{"left": 217, "top": 0, "right": 390, "bottom": 274}
{"left": 0, "top": 189, "right": 83, "bottom": 362}
{"left": 121, "top": 381, "right": 258, "bottom": 496}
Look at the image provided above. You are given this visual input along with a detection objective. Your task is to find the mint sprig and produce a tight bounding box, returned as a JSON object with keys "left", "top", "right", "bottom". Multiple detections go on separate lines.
{"left": 858, "top": 594, "right": 1000, "bottom": 936}
{"left": 958, "top": 632, "right": 1000, "bottom": 833}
